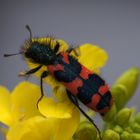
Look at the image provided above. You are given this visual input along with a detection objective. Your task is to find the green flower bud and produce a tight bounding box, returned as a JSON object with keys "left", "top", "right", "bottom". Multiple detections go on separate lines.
{"left": 112, "top": 67, "right": 139, "bottom": 110}
{"left": 121, "top": 131, "right": 132, "bottom": 140}
{"left": 130, "top": 122, "right": 140, "bottom": 133}
{"left": 103, "top": 129, "right": 120, "bottom": 140}
{"left": 116, "top": 108, "right": 132, "bottom": 126}
{"left": 95, "top": 135, "right": 101, "bottom": 140}
{"left": 111, "top": 84, "right": 128, "bottom": 110}
{"left": 74, "top": 121, "right": 97, "bottom": 140}
{"left": 103, "top": 104, "right": 117, "bottom": 122}
{"left": 135, "top": 112, "right": 140, "bottom": 124}
{"left": 125, "top": 126, "right": 133, "bottom": 133}
{"left": 131, "top": 133, "right": 140, "bottom": 140}
{"left": 113, "top": 125, "right": 123, "bottom": 134}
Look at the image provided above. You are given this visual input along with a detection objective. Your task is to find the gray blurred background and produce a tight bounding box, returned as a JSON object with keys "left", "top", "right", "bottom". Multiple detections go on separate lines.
{"left": 0, "top": 0, "right": 140, "bottom": 139}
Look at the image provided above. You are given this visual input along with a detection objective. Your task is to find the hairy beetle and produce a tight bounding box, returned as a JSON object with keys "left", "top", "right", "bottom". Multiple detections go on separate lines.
{"left": 4, "top": 25, "right": 113, "bottom": 140}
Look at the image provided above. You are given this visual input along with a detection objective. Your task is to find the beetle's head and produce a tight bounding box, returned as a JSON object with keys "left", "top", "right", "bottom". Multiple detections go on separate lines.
{"left": 4, "top": 25, "right": 55, "bottom": 65}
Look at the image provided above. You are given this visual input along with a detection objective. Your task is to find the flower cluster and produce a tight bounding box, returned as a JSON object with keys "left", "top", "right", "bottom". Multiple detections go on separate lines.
{"left": 103, "top": 67, "right": 140, "bottom": 140}
{"left": 0, "top": 37, "right": 139, "bottom": 140}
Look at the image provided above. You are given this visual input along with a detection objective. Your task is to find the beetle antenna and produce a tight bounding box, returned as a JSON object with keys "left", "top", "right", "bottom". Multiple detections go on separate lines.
{"left": 25, "top": 25, "right": 32, "bottom": 41}
{"left": 4, "top": 52, "right": 22, "bottom": 57}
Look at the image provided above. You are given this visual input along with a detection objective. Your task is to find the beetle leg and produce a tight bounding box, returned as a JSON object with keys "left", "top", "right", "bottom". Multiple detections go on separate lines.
{"left": 37, "top": 71, "right": 49, "bottom": 108}
{"left": 67, "top": 45, "right": 80, "bottom": 57}
{"left": 66, "top": 90, "right": 79, "bottom": 104}
{"left": 18, "top": 65, "right": 42, "bottom": 76}
{"left": 66, "top": 90, "right": 102, "bottom": 140}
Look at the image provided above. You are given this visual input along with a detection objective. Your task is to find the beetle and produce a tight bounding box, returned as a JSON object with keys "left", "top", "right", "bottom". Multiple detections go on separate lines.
{"left": 4, "top": 25, "right": 113, "bottom": 140}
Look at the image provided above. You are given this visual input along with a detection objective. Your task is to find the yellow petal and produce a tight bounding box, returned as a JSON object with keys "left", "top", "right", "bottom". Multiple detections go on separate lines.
{"left": 38, "top": 97, "right": 77, "bottom": 119}
{"left": 7, "top": 112, "right": 80, "bottom": 140}
{"left": 77, "top": 44, "right": 108, "bottom": 73}
{"left": 7, "top": 116, "right": 55, "bottom": 140}
{"left": 10, "top": 82, "right": 41, "bottom": 122}
{"left": 52, "top": 85, "right": 69, "bottom": 101}
{"left": 0, "top": 86, "right": 12, "bottom": 126}
{"left": 53, "top": 107, "right": 80, "bottom": 140}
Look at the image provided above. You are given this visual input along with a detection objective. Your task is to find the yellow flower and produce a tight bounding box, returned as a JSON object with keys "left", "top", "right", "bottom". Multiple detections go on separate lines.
{"left": 26, "top": 37, "right": 108, "bottom": 100}
{"left": 0, "top": 82, "right": 42, "bottom": 126}
{"left": 0, "top": 82, "right": 80, "bottom": 140}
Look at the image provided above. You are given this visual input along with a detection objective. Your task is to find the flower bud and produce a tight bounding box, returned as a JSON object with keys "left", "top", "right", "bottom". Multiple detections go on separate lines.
{"left": 135, "top": 113, "right": 140, "bottom": 124}
{"left": 113, "top": 125, "right": 123, "bottom": 134}
{"left": 131, "top": 133, "right": 140, "bottom": 140}
{"left": 116, "top": 108, "right": 132, "bottom": 126}
{"left": 111, "top": 84, "right": 128, "bottom": 110}
{"left": 112, "top": 68, "right": 139, "bottom": 110}
{"left": 130, "top": 122, "right": 140, "bottom": 133}
{"left": 125, "top": 127, "right": 133, "bottom": 133}
{"left": 103, "top": 104, "right": 117, "bottom": 122}
{"left": 74, "top": 121, "right": 97, "bottom": 140}
{"left": 120, "top": 131, "right": 132, "bottom": 140}
{"left": 103, "top": 129, "right": 120, "bottom": 140}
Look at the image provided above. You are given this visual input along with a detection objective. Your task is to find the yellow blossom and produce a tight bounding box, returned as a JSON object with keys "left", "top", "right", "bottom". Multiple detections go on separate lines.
{"left": 0, "top": 82, "right": 80, "bottom": 140}
{"left": 0, "top": 82, "right": 42, "bottom": 126}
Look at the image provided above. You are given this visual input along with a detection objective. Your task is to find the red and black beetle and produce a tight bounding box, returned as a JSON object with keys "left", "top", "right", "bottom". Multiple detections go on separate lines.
{"left": 4, "top": 25, "right": 113, "bottom": 140}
